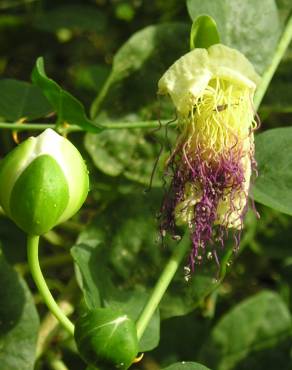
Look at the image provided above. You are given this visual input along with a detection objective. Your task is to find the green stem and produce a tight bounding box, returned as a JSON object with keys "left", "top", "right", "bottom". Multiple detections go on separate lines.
{"left": 0, "top": 120, "right": 171, "bottom": 132}
{"left": 27, "top": 235, "right": 75, "bottom": 335}
{"left": 0, "top": 122, "right": 84, "bottom": 133}
{"left": 90, "top": 73, "right": 114, "bottom": 119}
{"left": 254, "top": 14, "right": 292, "bottom": 110}
{"left": 46, "top": 352, "right": 69, "bottom": 370}
{"left": 102, "top": 119, "right": 171, "bottom": 129}
{"left": 136, "top": 233, "right": 189, "bottom": 340}
{"left": 36, "top": 279, "right": 77, "bottom": 359}
{"left": 0, "top": 123, "right": 56, "bottom": 131}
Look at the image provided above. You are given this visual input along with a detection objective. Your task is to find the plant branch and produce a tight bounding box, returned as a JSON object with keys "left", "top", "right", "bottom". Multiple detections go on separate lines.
{"left": 90, "top": 72, "right": 114, "bottom": 119}
{"left": 27, "top": 235, "right": 75, "bottom": 335}
{"left": 0, "top": 122, "right": 57, "bottom": 131}
{"left": 254, "top": 14, "right": 292, "bottom": 110}
{"left": 136, "top": 233, "right": 190, "bottom": 340}
{"left": 102, "top": 120, "right": 171, "bottom": 129}
{"left": 0, "top": 120, "right": 171, "bottom": 133}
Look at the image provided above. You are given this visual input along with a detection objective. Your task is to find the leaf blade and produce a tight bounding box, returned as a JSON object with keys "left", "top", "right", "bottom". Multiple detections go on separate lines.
{"left": 254, "top": 127, "right": 292, "bottom": 215}
{"left": 31, "top": 57, "right": 102, "bottom": 132}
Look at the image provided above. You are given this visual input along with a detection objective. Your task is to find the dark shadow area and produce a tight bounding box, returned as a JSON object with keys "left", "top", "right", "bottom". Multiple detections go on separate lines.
{"left": 0, "top": 216, "right": 26, "bottom": 264}
{"left": 234, "top": 338, "right": 292, "bottom": 370}
{"left": 0, "top": 251, "right": 25, "bottom": 335}
{"left": 152, "top": 310, "right": 211, "bottom": 366}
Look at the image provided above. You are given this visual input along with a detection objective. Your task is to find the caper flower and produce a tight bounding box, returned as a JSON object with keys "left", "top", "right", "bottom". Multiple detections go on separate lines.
{"left": 158, "top": 44, "right": 260, "bottom": 269}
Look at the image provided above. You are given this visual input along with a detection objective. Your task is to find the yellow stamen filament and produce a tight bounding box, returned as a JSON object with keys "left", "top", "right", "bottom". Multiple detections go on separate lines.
{"left": 175, "top": 78, "right": 256, "bottom": 162}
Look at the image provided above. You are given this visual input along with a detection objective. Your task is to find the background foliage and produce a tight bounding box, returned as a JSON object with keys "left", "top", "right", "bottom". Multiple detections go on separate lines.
{"left": 0, "top": 0, "right": 292, "bottom": 370}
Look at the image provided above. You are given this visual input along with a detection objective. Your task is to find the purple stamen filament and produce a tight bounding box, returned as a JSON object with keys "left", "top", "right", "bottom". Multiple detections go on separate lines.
{"left": 160, "top": 143, "right": 252, "bottom": 272}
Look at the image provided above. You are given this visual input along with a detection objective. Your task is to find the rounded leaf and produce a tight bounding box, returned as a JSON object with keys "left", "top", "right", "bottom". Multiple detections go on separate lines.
{"left": 74, "top": 308, "right": 139, "bottom": 370}
{"left": 190, "top": 15, "right": 220, "bottom": 50}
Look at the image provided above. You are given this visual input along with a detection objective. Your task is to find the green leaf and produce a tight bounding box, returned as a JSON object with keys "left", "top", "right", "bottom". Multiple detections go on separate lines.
{"left": 254, "top": 128, "right": 292, "bottom": 215}
{"left": 199, "top": 291, "right": 292, "bottom": 370}
{"left": 163, "top": 363, "right": 211, "bottom": 370}
{"left": 0, "top": 79, "right": 51, "bottom": 121}
{"left": 71, "top": 240, "right": 104, "bottom": 309}
{"left": 0, "top": 250, "right": 39, "bottom": 370}
{"left": 90, "top": 23, "right": 189, "bottom": 118}
{"left": 31, "top": 57, "right": 102, "bottom": 132}
{"left": 73, "top": 192, "right": 160, "bottom": 285}
{"left": 84, "top": 126, "right": 169, "bottom": 186}
{"left": 108, "top": 291, "right": 160, "bottom": 352}
{"left": 190, "top": 15, "right": 220, "bottom": 50}
{"left": 187, "top": 0, "right": 281, "bottom": 74}
{"left": 110, "top": 23, "right": 187, "bottom": 83}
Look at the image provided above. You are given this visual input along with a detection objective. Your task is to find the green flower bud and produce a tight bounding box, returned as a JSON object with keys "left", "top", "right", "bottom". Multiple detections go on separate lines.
{"left": 0, "top": 129, "right": 89, "bottom": 235}
{"left": 74, "top": 308, "right": 139, "bottom": 370}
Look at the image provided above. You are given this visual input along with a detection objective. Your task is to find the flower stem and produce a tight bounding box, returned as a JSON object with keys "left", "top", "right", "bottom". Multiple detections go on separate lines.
{"left": 27, "top": 235, "right": 75, "bottom": 335}
{"left": 36, "top": 279, "right": 77, "bottom": 359}
{"left": 136, "top": 232, "right": 189, "bottom": 340}
{"left": 254, "top": 14, "right": 292, "bottom": 110}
